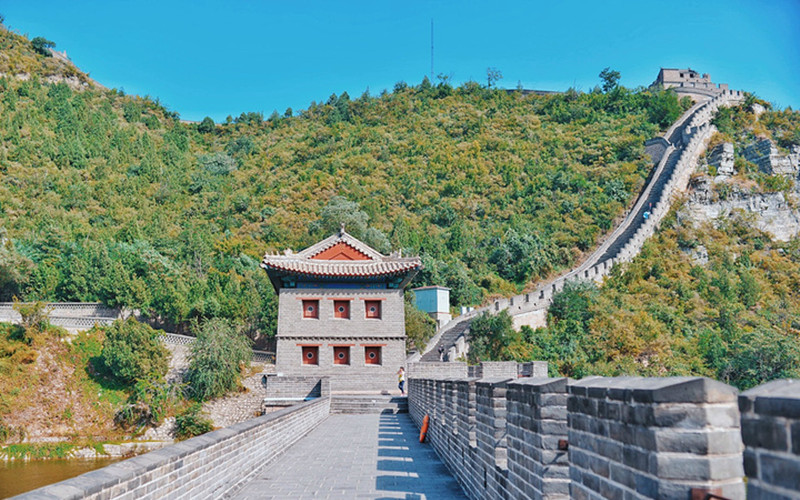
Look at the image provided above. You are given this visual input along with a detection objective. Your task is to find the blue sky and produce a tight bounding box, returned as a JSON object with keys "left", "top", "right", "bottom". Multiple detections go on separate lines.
{"left": 3, "top": 1, "right": 799, "bottom": 121}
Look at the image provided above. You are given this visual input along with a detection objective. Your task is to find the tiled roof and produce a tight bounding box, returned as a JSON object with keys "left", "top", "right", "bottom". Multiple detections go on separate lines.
{"left": 261, "top": 258, "right": 422, "bottom": 278}
{"left": 261, "top": 228, "right": 422, "bottom": 279}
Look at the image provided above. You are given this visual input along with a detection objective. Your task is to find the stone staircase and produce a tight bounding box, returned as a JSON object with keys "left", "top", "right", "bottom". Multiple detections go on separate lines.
{"left": 330, "top": 395, "right": 408, "bottom": 414}
{"left": 419, "top": 318, "right": 470, "bottom": 362}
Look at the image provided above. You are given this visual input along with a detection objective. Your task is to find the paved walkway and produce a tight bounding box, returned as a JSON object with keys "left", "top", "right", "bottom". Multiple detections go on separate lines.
{"left": 232, "top": 413, "right": 466, "bottom": 499}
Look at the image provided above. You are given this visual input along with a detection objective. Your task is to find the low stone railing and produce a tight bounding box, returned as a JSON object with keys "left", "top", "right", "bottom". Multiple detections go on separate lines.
{"left": 16, "top": 397, "right": 331, "bottom": 500}
{"left": 409, "top": 374, "right": 799, "bottom": 499}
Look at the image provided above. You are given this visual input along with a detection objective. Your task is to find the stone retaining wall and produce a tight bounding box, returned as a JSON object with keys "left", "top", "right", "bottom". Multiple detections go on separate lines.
{"left": 739, "top": 379, "right": 800, "bottom": 499}
{"left": 16, "top": 397, "right": 331, "bottom": 500}
{"left": 264, "top": 375, "right": 330, "bottom": 399}
{"left": 408, "top": 376, "right": 800, "bottom": 499}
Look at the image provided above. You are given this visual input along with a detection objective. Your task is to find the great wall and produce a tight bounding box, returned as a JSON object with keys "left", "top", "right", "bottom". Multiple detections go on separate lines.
{"left": 7, "top": 74, "right": 800, "bottom": 499}
{"left": 419, "top": 84, "right": 746, "bottom": 363}
{"left": 13, "top": 362, "right": 800, "bottom": 499}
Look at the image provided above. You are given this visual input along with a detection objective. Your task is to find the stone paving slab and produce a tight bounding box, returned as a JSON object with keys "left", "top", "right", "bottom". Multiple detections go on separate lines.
{"left": 232, "top": 413, "right": 466, "bottom": 499}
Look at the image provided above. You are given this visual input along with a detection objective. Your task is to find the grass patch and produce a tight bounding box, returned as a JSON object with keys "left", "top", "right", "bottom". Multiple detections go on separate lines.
{"left": 1, "top": 442, "right": 76, "bottom": 460}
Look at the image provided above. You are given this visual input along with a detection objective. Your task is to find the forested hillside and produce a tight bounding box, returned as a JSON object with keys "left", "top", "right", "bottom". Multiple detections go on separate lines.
{"left": 468, "top": 102, "right": 800, "bottom": 390}
{"left": 0, "top": 25, "right": 690, "bottom": 339}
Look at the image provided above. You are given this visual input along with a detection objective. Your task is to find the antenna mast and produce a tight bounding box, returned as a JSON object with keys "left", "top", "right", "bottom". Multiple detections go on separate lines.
{"left": 430, "top": 19, "right": 434, "bottom": 81}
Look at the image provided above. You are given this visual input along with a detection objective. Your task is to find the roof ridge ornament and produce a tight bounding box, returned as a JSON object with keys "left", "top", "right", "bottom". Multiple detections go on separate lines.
{"left": 339, "top": 222, "right": 346, "bottom": 237}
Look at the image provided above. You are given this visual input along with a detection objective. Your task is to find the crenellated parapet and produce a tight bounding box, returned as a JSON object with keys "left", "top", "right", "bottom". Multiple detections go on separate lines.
{"left": 409, "top": 374, "right": 800, "bottom": 499}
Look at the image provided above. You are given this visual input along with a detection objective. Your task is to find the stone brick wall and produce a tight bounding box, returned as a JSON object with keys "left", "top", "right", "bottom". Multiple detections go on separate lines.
{"left": 475, "top": 361, "right": 518, "bottom": 379}
{"left": 407, "top": 361, "right": 468, "bottom": 379}
{"left": 264, "top": 375, "right": 330, "bottom": 399}
{"left": 569, "top": 377, "right": 744, "bottom": 499}
{"left": 507, "top": 378, "right": 569, "bottom": 499}
{"left": 408, "top": 375, "right": 774, "bottom": 500}
{"left": 275, "top": 337, "right": 405, "bottom": 392}
{"left": 17, "top": 397, "right": 331, "bottom": 500}
{"left": 739, "top": 379, "right": 800, "bottom": 499}
{"left": 519, "top": 361, "right": 549, "bottom": 377}
{"left": 277, "top": 288, "right": 405, "bottom": 338}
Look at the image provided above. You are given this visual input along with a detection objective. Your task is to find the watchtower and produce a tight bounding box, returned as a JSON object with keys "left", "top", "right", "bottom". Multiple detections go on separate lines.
{"left": 261, "top": 228, "right": 422, "bottom": 392}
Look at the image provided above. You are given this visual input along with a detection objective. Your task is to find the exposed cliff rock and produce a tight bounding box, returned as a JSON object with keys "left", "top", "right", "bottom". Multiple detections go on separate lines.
{"left": 681, "top": 175, "right": 800, "bottom": 241}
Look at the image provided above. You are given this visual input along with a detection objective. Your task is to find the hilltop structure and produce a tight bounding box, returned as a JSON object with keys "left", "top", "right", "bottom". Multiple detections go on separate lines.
{"left": 652, "top": 68, "right": 732, "bottom": 97}
{"left": 261, "top": 227, "right": 421, "bottom": 392}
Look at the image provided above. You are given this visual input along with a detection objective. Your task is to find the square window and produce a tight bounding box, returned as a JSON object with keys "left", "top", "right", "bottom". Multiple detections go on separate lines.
{"left": 333, "top": 346, "right": 350, "bottom": 365}
{"left": 302, "top": 300, "right": 319, "bottom": 319}
{"left": 365, "top": 346, "right": 382, "bottom": 365}
{"left": 302, "top": 346, "right": 319, "bottom": 365}
{"left": 364, "top": 300, "right": 381, "bottom": 319}
{"left": 333, "top": 300, "right": 350, "bottom": 319}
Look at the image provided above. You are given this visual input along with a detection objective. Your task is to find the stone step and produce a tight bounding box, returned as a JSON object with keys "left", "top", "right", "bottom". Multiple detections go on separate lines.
{"left": 330, "top": 395, "right": 408, "bottom": 414}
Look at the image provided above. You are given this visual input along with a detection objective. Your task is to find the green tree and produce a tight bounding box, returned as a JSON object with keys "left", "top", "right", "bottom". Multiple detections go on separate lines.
{"left": 468, "top": 310, "right": 516, "bottom": 362}
{"left": 312, "top": 197, "right": 391, "bottom": 252}
{"left": 99, "top": 318, "right": 170, "bottom": 385}
{"left": 486, "top": 67, "right": 503, "bottom": 88}
{"left": 31, "top": 37, "right": 55, "bottom": 56}
{"left": 599, "top": 67, "right": 621, "bottom": 93}
{"left": 174, "top": 403, "right": 214, "bottom": 439}
{"left": 184, "top": 319, "right": 251, "bottom": 401}
{"left": 404, "top": 291, "right": 436, "bottom": 353}
{"left": 197, "top": 116, "right": 215, "bottom": 134}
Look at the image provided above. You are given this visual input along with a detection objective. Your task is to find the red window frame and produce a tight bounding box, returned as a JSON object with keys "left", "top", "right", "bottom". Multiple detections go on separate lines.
{"left": 301, "top": 346, "right": 319, "bottom": 365}
{"left": 333, "top": 346, "right": 350, "bottom": 365}
{"left": 364, "top": 300, "right": 381, "bottom": 319}
{"left": 364, "top": 346, "right": 382, "bottom": 365}
{"left": 302, "top": 299, "right": 319, "bottom": 319}
{"left": 333, "top": 300, "right": 350, "bottom": 319}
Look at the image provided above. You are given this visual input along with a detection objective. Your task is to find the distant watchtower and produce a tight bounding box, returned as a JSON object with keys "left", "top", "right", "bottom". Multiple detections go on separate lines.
{"left": 261, "top": 228, "right": 422, "bottom": 392}
{"left": 652, "top": 68, "right": 730, "bottom": 97}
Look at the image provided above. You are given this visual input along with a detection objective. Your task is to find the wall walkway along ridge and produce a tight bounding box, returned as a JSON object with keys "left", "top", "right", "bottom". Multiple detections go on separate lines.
{"left": 408, "top": 375, "right": 800, "bottom": 500}
{"left": 422, "top": 91, "right": 744, "bottom": 360}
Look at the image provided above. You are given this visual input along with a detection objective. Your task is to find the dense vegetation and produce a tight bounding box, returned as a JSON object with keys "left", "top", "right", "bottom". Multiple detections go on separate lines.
{"left": 0, "top": 25, "right": 689, "bottom": 343}
{"left": 470, "top": 102, "right": 800, "bottom": 390}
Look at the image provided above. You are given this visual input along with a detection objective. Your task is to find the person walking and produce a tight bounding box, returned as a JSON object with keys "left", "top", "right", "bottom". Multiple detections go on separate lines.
{"left": 397, "top": 367, "right": 406, "bottom": 396}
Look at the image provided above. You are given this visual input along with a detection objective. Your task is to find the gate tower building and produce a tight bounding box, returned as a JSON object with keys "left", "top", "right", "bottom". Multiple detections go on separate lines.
{"left": 261, "top": 227, "right": 422, "bottom": 392}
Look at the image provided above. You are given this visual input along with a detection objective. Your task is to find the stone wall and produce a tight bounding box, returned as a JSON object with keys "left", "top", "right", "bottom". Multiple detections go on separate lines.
{"left": 429, "top": 91, "right": 745, "bottom": 354}
{"left": 569, "top": 377, "right": 744, "bottom": 499}
{"left": 475, "top": 361, "right": 518, "bottom": 379}
{"left": 519, "top": 361, "right": 549, "bottom": 377}
{"left": 264, "top": 375, "right": 330, "bottom": 399}
{"left": 739, "top": 379, "right": 800, "bottom": 499}
{"left": 275, "top": 336, "right": 405, "bottom": 392}
{"left": 408, "top": 375, "right": 774, "bottom": 500}
{"left": 407, "top": 361, "right": 468, "bottom": 379}
{"left": 17, "top": 397, "right": 331, "bottom": 500}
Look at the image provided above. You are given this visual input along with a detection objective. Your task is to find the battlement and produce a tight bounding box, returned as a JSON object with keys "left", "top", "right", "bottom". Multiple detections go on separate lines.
{"left": 408, "top": 375, "right": 800, "bottom": 499}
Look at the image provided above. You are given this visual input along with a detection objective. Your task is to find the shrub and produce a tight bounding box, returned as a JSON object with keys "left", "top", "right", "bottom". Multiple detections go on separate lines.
{"left": 31, "top": 37, "right": 55, "bottom": 57}
{"left": 404, "top": 291, "right": 436, "bottom": 353}
{"left": 99, "top": 318, "right": 170, "bottom": 385}
{"left": 174, "top": 403, "right": 214, "bottom": 440}
{"left": 184, "top": 319, "right": 251, "bottom": 401}
{"left": 115, "top": 379, "right": 179, "bottom": 431}
{"left": 12, "top": 299, "right": 51, "bottom": 342}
